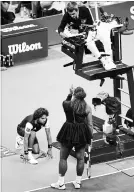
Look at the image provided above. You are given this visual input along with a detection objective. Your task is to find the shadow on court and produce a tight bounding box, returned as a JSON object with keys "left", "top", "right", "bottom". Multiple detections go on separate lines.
{"left": 26, "top": 171, "right": 134, "bottom": 192}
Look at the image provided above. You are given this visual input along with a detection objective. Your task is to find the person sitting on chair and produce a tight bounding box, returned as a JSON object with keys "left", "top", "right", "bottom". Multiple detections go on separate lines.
{"left": 15, "top": 1, "right": 31, "bottom": 14}
{"left": 15, "top": 107, "right": 53, "bottom": 164}
{"left": 1, "top": 1, "right": 15, "bottom": 25}
{"left": 58, "top": 1, "right": 117, "bottom": 71}
{"left": 40, "top": 1, "right": 64, "bottom": 17}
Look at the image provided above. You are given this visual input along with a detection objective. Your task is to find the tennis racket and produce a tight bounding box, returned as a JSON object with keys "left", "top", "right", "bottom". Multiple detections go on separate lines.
{"left": 116, "top": 136, "right": 124, "bottom": 157}
{"left": 85, "top": 145, "right": 92, "bottom": 178}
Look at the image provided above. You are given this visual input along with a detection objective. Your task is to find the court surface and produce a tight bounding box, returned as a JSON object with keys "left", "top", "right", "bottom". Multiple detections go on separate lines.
{"left": 1, "top": 17, "right": 134, "bottom": 192}
{"left": 25, "top": 165, "right": 134, "bottom": 192}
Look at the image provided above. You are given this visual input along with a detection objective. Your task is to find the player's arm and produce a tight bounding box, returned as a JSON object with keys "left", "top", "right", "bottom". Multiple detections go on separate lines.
{"left": 65, "top": 93, "right": 72, "bottom": 101}
{"left": 86, "top": 105, "right": 93, "bottom": 138}
{"left": 24, "top": 122, "right": 33, "bottom": 152}
{"left": 62, "top": 88, "right": 74, "bottom": 109}
{"left": 45, "top": 128, "right": 53, "bottom": 147}
{"left": 64, "top": 85, "right": 74, "bottom": 102}
{"left": 44, "top": 120, "right": 53, "bottom": 158}
{"left": 44, "top": 120, "right": 52, "bottom": 148}
{"left": 58, "top": 14, "right": 70, "bottom": 38}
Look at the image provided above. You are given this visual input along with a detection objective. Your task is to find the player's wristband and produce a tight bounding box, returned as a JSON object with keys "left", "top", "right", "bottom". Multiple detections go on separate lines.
{"left": 24, "top": 151, "right": 28, "bottom": 155}
{"left": 48, "top": 144, "right": 52, "bottom": 149}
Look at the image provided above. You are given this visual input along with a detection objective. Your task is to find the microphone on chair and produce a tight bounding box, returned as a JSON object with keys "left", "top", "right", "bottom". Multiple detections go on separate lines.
{"left": 99, "top": 7, "right": 107, "bottom": 21}
{"left": 99, "top": 7, "right": 114, "bottom": 22}
{"left": 121, "top": 17, "right": 134, "bottom": 35}
{"left": 99, "top": 7, "right": 108, "bottom": 17}
{"left": 99, "top": 7, "right": 105, "bottom": 15}
{"left": 125, "top": 17, "right": 129, "bottom": 29}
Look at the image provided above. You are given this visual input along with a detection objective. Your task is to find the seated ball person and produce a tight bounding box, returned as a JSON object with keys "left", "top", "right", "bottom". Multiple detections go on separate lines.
{"left": 58, "top": 1, "right": 118, "bottom": 71}
{"left": 92, "top": 91, "right": 121, "bottom": 144}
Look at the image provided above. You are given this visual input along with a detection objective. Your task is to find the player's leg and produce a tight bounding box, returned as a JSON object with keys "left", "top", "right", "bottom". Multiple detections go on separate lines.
{"left": 51, "top": 143, "right": 72, "bottom": 189}
{"left": 72, "top": 144, "right": 86, "bottom": 189}
{"left": 97, "top": 22, "right": 116, "bottom": 69}
{"left": 86, "top": 30, "right": 111, "bottom": 70}
{"left": 17, "top": 127, "right": 38, "bottom": 164}
{"left": 59, "top": 143, "right": 72, "bottom": 176}
{"left": 86, "top": 30, "right": 101, "bottom": 58}
{"left": 32, "top": 136, "right": 40, "bottom": 154}
{"left": 32, "top": 137, "right": 47, "bottom": 158}
{"left": 27, "top": 131, "right": 38, "bottom": 164}
{"left": 16, "top": 126, "right": 25, "bottom": 150}
{"left": 97, "top": 23, "right": 113, "bottom": 55}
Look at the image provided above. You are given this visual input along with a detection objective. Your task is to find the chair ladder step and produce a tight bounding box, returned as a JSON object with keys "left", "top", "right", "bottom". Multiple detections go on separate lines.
{"left": 119, "top": 114, "right": 133, "bottom": 122}
{"left": 118, "top": 88, "right": 129, "bottom": 95}
{"left": 120, "top": 101, "right": 131, "bottom": 108}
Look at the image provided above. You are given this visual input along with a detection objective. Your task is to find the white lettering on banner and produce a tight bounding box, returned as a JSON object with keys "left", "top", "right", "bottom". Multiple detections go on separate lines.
{"left": 1, "top": 24, "right": 38, "bottom": 33}
{"left": 8, "top": 42, "right": 43, "bottom": 55}
{"left": 130, "top": 6, "right": 134, "bottom": 20}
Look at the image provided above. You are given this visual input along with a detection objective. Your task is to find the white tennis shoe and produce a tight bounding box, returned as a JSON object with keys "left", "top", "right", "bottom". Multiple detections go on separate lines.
{"left": 72, "top": 181, "right": 81, "bottom": 189}
{"left": 106, "top": 56, "right": 116, "bottom": 69}
{"left": 51, "top": 181, "right": 66, "bottom": 190}
{"left": 28, "top": 154, "right": 38, "bottom": 164}
{"left": 100, "top": 57, "right": 116, "bottom": 71}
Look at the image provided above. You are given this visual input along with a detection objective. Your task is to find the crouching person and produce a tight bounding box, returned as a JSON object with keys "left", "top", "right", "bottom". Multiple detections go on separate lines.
{"left": 15, "top": 107, "right": 53, "bottom": 164}
{"left": 92, "top": 92, "right": 121, "bottom": 144}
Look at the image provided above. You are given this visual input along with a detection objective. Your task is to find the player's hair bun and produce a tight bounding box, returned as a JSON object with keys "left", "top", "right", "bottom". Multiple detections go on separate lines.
{"left": 74, "top": 87, "right": 86, "bottom": 100}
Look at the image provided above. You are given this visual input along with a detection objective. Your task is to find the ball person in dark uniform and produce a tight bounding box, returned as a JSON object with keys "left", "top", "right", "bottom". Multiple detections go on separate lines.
{"left": 51, "top": 86, "right": 93, "bottom": 189}
{"left": 16, "top": 108, "right": 53, "bottom": 164}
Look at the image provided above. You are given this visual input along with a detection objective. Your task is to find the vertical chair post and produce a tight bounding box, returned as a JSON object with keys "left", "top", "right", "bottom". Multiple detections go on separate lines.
{"left": 113, "top": 78, "right": 122, "bottom": 125}
{"left": 126, "top": 68, "right": 134, "bottom": 125}
{"left": 94, "top": 2, "right": 99, "bottom": 21}
{"left": 75, "top": 44, "right": 85, "bottom": 71}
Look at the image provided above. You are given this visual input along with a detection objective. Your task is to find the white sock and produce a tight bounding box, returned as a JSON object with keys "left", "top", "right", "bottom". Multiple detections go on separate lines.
{"left": 58, "top": 175, "right": 64, "bottom": 184}
{"left": 28, "top": 149, "right": 33, "bottom": 157}
{"left": 76, "top": 176, "right": 82, "bottom": 184}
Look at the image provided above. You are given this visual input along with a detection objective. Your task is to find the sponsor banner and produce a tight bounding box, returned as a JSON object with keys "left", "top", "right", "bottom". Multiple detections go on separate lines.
{"left": 1, "top": 25, "right": 48, "bottom": 63}
{"left": 0, "top": 146, "right": 17, "bottom": 158}
{"left": 8, "top": 42, "right": 43, "bottom": 55}
{"left": 130, "top": 5, "right": 134, "bottom": 21}
{"left": 1, "top": 24, "right": 38, "bottom": 33}
{"left": 1, "top": 20, "right": 43, "bottom": 36}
